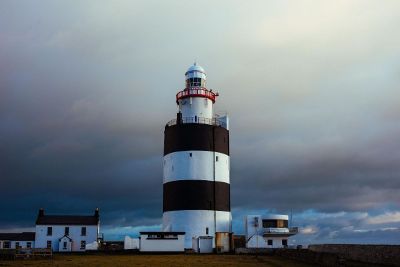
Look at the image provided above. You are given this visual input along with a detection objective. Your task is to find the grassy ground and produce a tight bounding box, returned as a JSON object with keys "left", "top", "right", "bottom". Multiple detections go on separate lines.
{"left": 0, "top": 254, "right": 316, "bottom": 267}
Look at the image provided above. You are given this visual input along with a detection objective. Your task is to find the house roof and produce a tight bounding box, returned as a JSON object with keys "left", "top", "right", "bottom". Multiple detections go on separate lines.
{"left": 35, "top": 208, "right": 100, "bottom": 225}
{"left": 36, "top": 215, "right": 99, "bottom": 225}
{"left": 0, "top": 232, "right": 35, "bottom": 241}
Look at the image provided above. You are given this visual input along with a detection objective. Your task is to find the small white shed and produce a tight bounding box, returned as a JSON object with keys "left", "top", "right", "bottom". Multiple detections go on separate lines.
{"left": 124, "top": 236, "right": 140, "bottom": 250}
{"left": 192, "top": 236, "right": 213, "bottom": 253}
{"left": 139, "top": 232, "right": 185, "bottom": 252}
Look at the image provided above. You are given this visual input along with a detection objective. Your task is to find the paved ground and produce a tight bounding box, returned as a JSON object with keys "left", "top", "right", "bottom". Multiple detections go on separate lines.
{"left": 0, "top": 254, "right": 316, "bottom": 267}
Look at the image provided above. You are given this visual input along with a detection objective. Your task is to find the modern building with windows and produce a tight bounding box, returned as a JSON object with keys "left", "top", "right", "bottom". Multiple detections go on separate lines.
{"left": 245, "top": 214, "right": 298, "bottom": 248}
{"left": 34, "top": 208, "right": 100, "bottom": 252}
{"left": 0, "top": 232, "right": 35, "bottom": 249}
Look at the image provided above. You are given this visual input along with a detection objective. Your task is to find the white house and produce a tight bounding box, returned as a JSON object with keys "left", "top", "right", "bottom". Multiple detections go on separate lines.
{"left": 34, "top": 208, "right": 100, "bottom": 252}
{"left": 245, "top": 214, "right": 298, "bottom": 248}
{"left": 0, "top": 232, "right": 35, "bottom": 249}
{"left": 139, "top": 232, "right": 185, "bottom": 252}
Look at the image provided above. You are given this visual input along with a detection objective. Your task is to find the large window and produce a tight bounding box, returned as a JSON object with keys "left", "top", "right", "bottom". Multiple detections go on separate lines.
{"left": 262, "top": 219, "right": 288, "bottom": 228}
{"left": 81, "top": 227, "right": 86, "bottom": 236}
{"left": 47, "top": 227, "right": 52, "bottom": 236}
{"left": 282, "top": 239, "right": 288, "bottom": 246}
{"left": 267, "top": 240, "right": 273, "bottom": 246}
{"left": 277, "top": 220, "right": 288, "bottom": 228}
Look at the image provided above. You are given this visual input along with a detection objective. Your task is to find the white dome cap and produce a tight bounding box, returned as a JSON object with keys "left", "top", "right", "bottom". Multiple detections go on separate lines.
{"left": 185, "top": 62, "right": 206, "bottom": 80}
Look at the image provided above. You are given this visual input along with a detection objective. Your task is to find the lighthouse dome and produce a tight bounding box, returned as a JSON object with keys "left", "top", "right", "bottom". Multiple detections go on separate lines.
{"left": 185, "top": 63, "right": 206, "bottom": 87}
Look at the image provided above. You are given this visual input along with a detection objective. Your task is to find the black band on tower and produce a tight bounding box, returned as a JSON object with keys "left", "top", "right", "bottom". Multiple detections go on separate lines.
{"left": 163, "top": 180, "right": 230, "bottom": 212}
{"left": 164, "top": 124, "right": 229, "bottom": 156}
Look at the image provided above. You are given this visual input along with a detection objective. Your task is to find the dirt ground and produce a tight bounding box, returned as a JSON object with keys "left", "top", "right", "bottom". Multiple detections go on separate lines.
{"left": 0, "top": 254, "right": 316, "bottom": 267}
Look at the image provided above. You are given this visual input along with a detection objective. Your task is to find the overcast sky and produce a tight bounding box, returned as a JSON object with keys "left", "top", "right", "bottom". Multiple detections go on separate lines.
{"left": 1, "top": 0, "right": 400, "bottom": 245}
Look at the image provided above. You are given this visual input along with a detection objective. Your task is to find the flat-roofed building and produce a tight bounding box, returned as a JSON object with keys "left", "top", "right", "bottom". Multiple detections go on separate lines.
{"left": 139, "top": 232, "right": 185, "bottom": 252}
{"left": 245, "top": 214, "right": 298, "bottom": 248}
{"left": 0, "top": 232, "right": 35, "bottom": 249}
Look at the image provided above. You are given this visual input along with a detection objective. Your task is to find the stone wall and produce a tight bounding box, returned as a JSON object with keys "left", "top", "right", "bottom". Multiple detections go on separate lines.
{"left": 309, "top": 244, "right": 400, "bottom": 266}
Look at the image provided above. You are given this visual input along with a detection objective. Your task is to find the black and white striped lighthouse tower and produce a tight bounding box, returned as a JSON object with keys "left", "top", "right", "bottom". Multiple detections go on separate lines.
{"left": 162, "top": 63, "right": 231, "bottom": 248}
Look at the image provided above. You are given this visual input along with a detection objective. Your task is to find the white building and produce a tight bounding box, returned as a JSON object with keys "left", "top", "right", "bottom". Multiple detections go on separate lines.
{"left": 139, "top": 232, "right": 185, "bottom": 252}
{"left": 34, "top": 208, "right": 100, "bottom": 252}
{"left": 162, "top": 63, "right": 231, "bottom": 249}
{"left": 245, "top": 214, "right": 298, "bottom": 248}
{"left": 0, "top": 232, "right": 35, "bottom": 249}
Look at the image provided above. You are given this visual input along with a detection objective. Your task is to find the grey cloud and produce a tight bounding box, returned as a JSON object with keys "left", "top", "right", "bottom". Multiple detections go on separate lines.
{"left": 1, "top": 0, "right": 400, "bottom": 244}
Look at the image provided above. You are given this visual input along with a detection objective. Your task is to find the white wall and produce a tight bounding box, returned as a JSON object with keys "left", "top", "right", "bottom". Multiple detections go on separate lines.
{"left": 140, "top": 235, "right": 185, "bottom": 252}
{"left": 35, "top": 225, "right": 98, "bottom": 252}
{"left": 163, "top": 210, "right": 231, "bottom": 248}
{"left": 179, "top": 97, "right": 213, "bottom": 119}
{"left": 247, "top": 235, "right": 288, "bottom": 248}
{"left": 163, "top": 151, "right": 229, "bottom": 183}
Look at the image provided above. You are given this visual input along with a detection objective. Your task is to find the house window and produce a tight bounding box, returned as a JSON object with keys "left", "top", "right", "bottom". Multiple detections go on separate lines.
{"left": 206, "top": 227, "right": 209, "bottom": 235}
{"left": 15, "top": 242, "right": 20, "bottom": 249}
{"left": 63, "top": 241, "right": 67, "bottom": 249}
{"left": 65, "top": 227, "right": 69, "bottom": 235}
{"left": 47, "top": 226, "right": 52, "bottom": 236}
{"left": 27, "top": 242, "right": 32, "bottom": 248}
{"left": 282, "top": 239, "right": 288, "bottom": 246}
{"left": 80, "top": 240, "right": 86, "bottom": 249}
{"left": 3, "top": 241, "right": 10, "bottom": 249}
{"left": 81, "top": 227, "right": 86, "bottom": 236}
{"left": 47, "top": 240, "right": 52, "bottom": 249}
{"left": 267, "top": 240, "right": 273, "bottom": 246}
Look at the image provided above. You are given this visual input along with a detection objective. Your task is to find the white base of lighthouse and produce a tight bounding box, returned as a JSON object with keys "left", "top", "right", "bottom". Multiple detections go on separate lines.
{"left": 162, "top": 210, "right": 231, "bottom": 248}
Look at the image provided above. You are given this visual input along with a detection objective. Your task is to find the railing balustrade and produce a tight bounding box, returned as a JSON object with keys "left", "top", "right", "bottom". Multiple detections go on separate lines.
{"left": 166, "top": 116, "right": 226, "bottom": 129}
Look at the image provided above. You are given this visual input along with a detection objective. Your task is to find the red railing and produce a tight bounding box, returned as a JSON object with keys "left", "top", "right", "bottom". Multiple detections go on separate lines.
{"left": 176, "top": 87, "right": 218, "bottom": 103}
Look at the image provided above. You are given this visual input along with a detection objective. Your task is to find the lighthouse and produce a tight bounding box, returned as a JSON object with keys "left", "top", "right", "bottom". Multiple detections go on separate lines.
{"left": 162, "top": 63, "right": 231, "bottom": 248}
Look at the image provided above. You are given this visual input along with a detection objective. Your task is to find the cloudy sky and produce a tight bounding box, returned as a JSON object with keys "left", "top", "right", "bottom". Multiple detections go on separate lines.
{"left": 1, "top": 0, "right": 400, "bottom": 245}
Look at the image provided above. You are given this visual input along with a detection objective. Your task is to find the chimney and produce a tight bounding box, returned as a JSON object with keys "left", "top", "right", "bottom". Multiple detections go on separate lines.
{"left": 38, "top": 208, "right": 44, "bottom": 217}
{"left": 94, "top": 207, "right": 99, "bottom": 218}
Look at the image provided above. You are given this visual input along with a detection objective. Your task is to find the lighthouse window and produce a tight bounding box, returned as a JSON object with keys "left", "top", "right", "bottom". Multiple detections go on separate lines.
{"left": 206, "top": 227, "right": 209, "bottom": 235}
{"left": 216, "top": 156, "right": 219, "bottom": 162}
{"left": 188, "top": 77, "right": 202, "bottom": 87}
{"left": 189, "top": 153, "right": 192, "bottom": 157}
